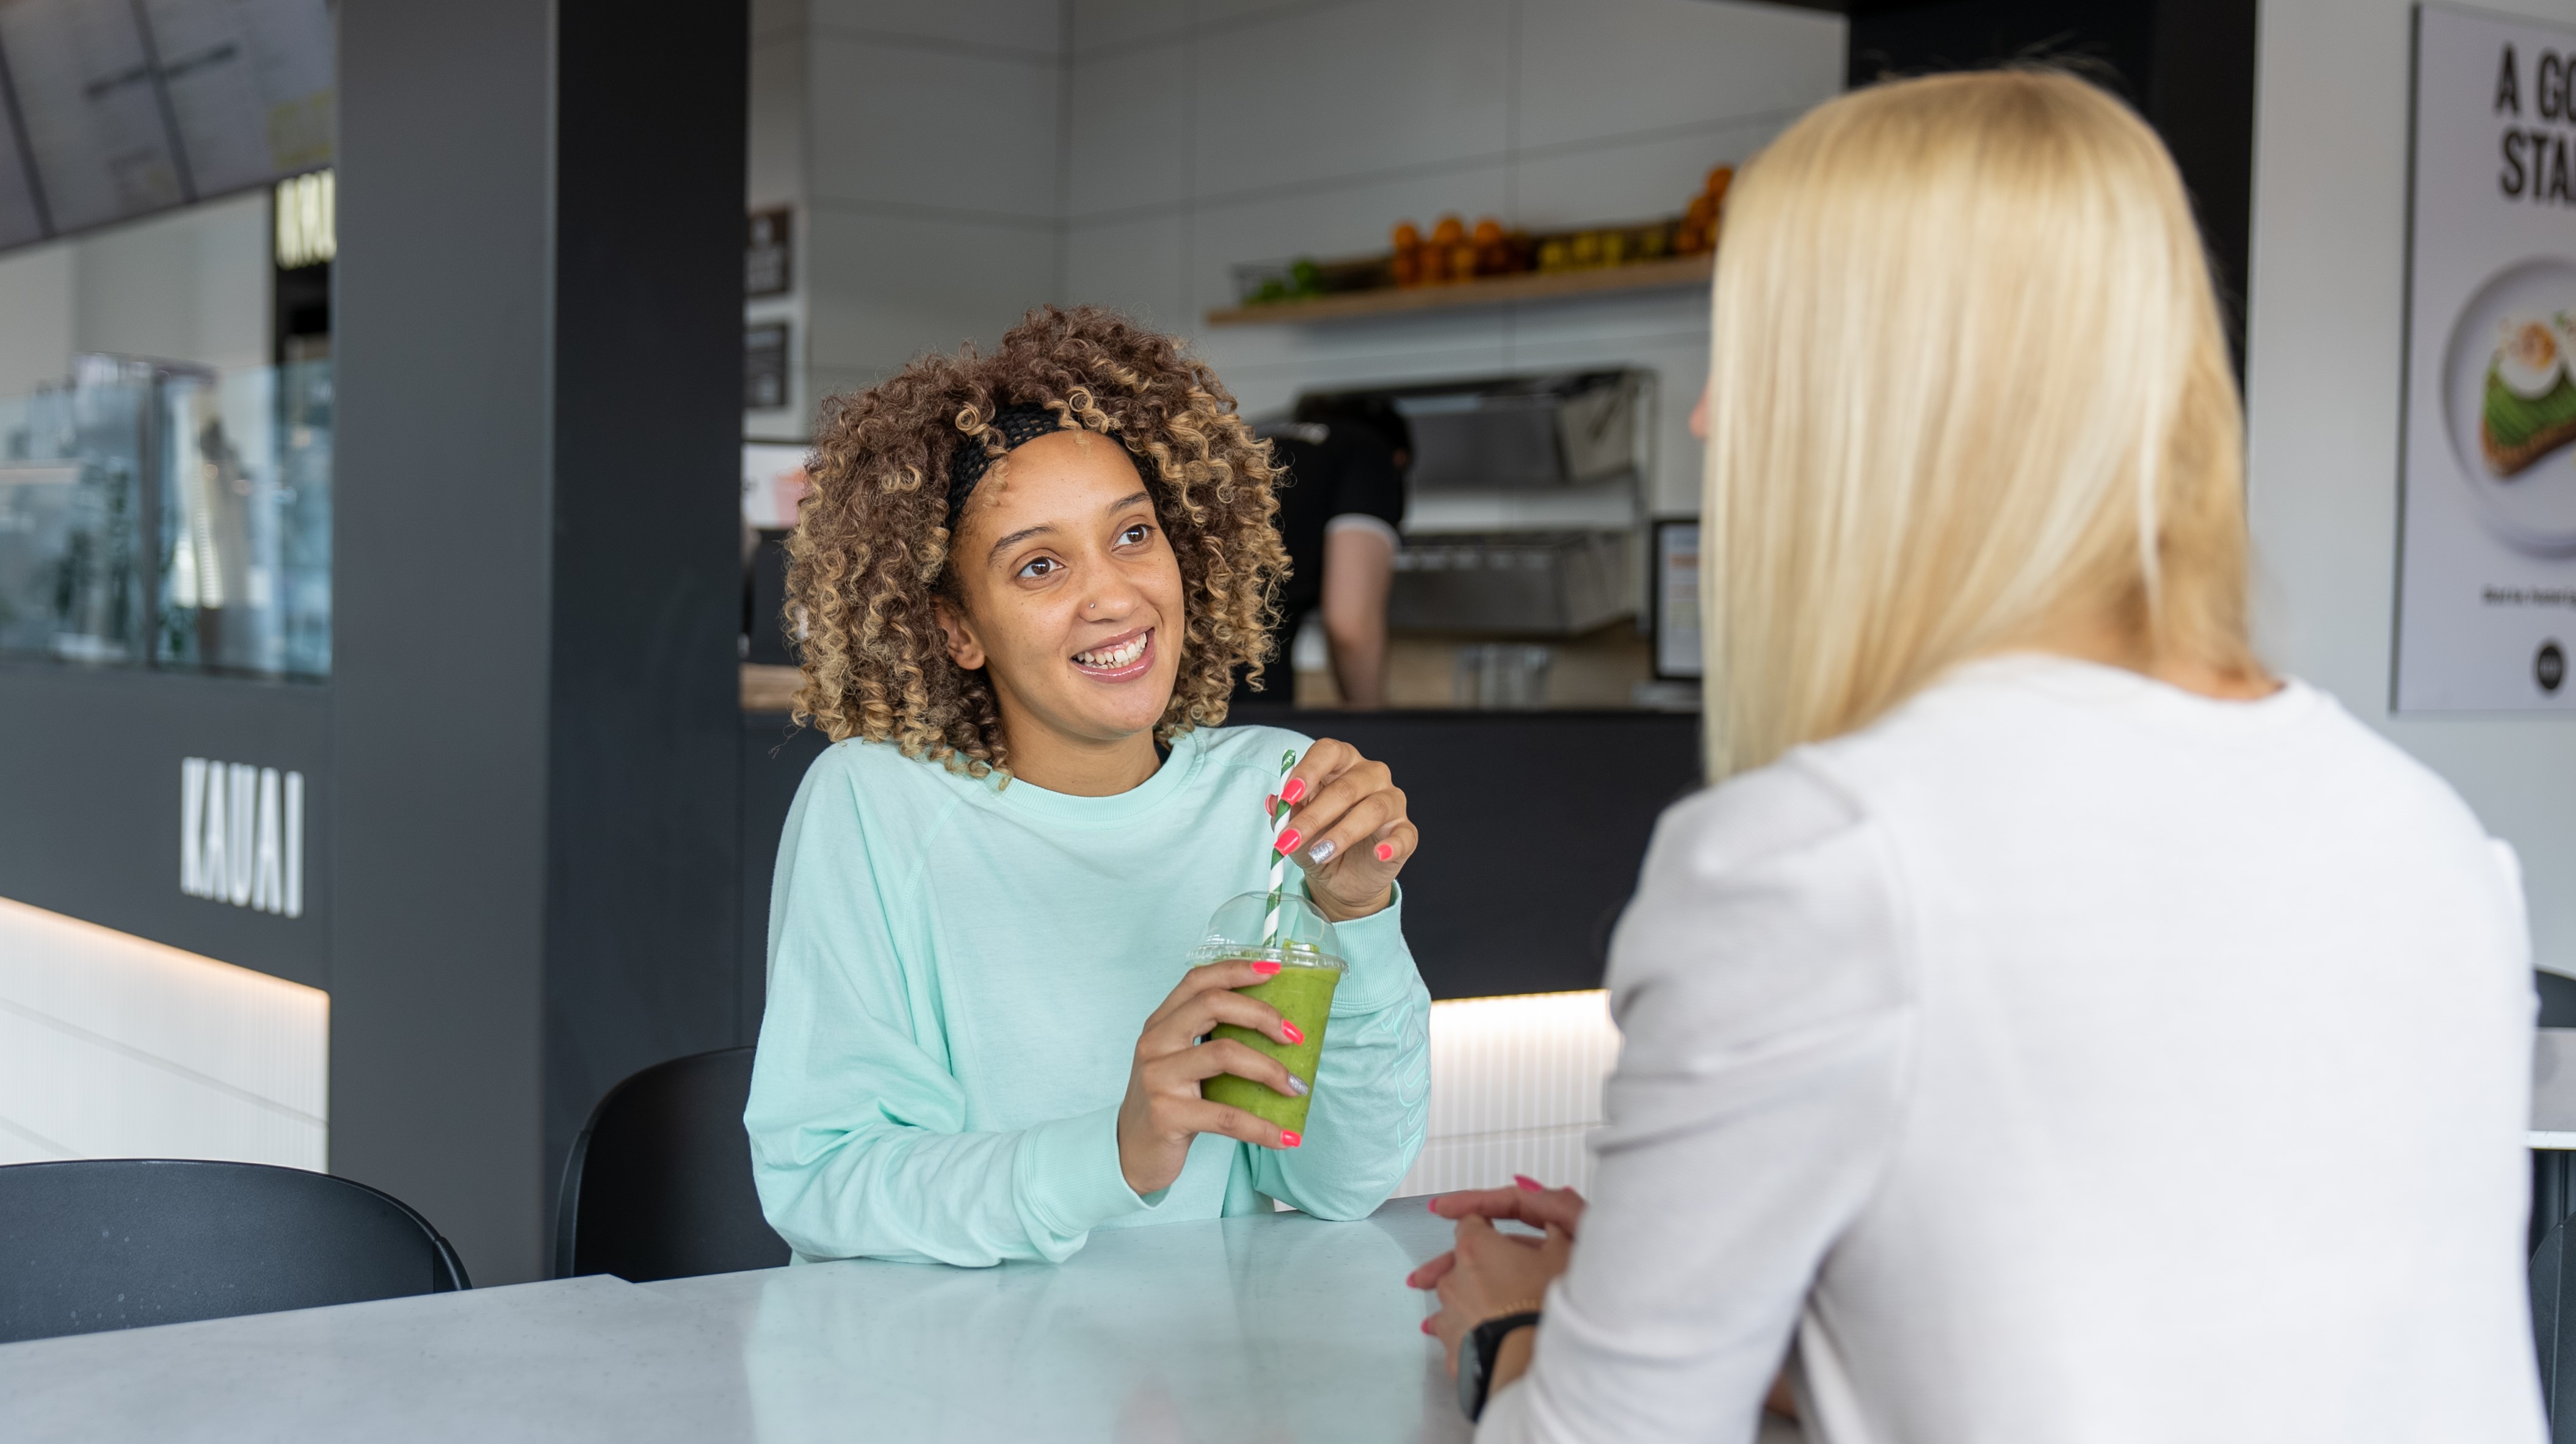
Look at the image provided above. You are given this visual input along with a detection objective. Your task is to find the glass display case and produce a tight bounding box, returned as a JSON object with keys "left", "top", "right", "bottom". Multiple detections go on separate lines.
{"left": 0, "top": 359, "right": 150, "bottom": 663}
{"left": 0, "top": 355, "right": 332, "bottom": 679}
{"left": 155, "top": 361, "right": 333, "bottom": 677}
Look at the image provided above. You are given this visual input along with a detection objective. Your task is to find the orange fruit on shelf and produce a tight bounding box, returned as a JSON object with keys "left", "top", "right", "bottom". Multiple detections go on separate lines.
{"left": 1707, "top": 165, "right": 1735, "bottom": 200}
{"left": 1431, "top": 214, "right": 1466, "bottom": 246}
{"left": 1447, "top": 244, "right": 1477, "bottom": 281}
{"left": 1392, "top": 220, "right": 1421, "bottom": 250}
{"left": 1471, "top": 216, "right": 1504, "bottom": 245}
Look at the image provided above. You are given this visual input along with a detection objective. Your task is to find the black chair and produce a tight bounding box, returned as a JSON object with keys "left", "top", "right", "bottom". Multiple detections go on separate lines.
{"left": 2539, "top": 1211, "right": 2576, "bottom": 1442}
{"left": 2543, "top": 971, "right": 2576, "bottom": 1030}
{"left": 2538, "top": 973, "right": 2576, "bottom": 1258}
{"left": 0, "top": 1158, "right": 468, "bottom": 1344}
{"left": 554, "top": 1046, "right": 791, "bottom": 1282}
{"left": 2541, "top": 972, "right": 2576, "bottom": 1438}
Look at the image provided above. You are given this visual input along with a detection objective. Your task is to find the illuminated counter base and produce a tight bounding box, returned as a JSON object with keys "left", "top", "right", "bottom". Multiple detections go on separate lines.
{"left": 1397, "top": 989, "right": 1616, "bottom": 1197}
{"left": 0, "top": 897, "right": 325, "bottom": 1170}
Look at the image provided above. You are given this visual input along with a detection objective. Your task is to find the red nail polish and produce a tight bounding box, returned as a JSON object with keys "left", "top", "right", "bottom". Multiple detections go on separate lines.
{"left": 1280, "top": 1130, "right": 1301, "bottom": 1148}
{"left": 1281, "top": 1021, "right": 1304, "bottom": 1045}
{"left": 1428, "top": 1197, "right": 1440, "bottom": 1213}
{"left": 1265, "top": 793, "right": 1279, "bottom": 813}
{"left": 1250, "top": 960, "right": 1282, "bottom": 976}
{"left": 1376, "top": 842, "right": 1395, "bottom": 862}
{"left": 1277, "top": 828, "right": 1302, "bottom": 854}
{"left": 1514, "top": 1174, "right": 1542, "bottom": 1192}
{"left": 1282, "top": 777, "right": 1307, "bottom": 804}
{"left": 1420, "top": 1316, "right": 1435, "bottom": 1335}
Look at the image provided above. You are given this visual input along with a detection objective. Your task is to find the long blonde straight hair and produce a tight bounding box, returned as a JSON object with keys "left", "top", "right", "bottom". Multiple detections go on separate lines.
{"left": 1703, "top": 69, "right": 2254, "bottom": 780}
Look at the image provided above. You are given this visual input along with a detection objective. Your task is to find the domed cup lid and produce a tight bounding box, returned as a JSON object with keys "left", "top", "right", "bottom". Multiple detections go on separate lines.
{"left": 1189, "top": 891, "right": 1345, "bottom": 970}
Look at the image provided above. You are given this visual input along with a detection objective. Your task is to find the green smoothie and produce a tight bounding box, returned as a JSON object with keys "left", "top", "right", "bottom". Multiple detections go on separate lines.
{"left": 1201, "top": 959, "right": 1342, "bottom": 1134}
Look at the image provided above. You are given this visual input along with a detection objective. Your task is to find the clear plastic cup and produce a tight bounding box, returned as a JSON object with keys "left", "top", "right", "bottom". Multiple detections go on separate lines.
{"left": 1190, "top": 891, "right": 1346, "bottom": 1134}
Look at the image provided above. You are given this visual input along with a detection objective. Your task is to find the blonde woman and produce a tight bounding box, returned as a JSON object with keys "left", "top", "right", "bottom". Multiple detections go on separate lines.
{"left": 1412, "top": 70, "right": 2544, "bottom": 1443}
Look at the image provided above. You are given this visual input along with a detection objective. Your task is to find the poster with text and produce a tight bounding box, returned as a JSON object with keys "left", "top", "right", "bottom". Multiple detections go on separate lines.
{"left": 2398, "top": 4, "right": 2576, "bottom": 711}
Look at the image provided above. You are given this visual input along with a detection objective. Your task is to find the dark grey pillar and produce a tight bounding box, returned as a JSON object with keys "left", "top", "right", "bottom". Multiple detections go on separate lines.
{"left": 336, "top": 0, "right": 745, "bottom": 1285}
{"left": 542, "top": 0, "right": 754, "bottom": 1228}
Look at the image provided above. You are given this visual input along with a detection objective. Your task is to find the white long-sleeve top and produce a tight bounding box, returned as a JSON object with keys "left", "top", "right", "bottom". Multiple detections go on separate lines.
{"left": 1481, "top": 656, "right": 2544, "bottom": 1444}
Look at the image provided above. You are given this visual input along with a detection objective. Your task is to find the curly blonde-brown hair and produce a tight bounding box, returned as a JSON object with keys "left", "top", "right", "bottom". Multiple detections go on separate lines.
{"left": 783, "top": 305, "right": 1289, "bottom": 777}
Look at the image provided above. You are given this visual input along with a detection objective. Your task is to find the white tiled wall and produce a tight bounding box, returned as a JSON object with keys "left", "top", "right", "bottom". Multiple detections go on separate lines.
{"left": 0, "top": 897, "right": 327, "bottom": 1170}
{"left": 755, "top": 0, "right": 1848, "bottom": 516}
{"left": 748, "top": 0, "right": 1069, "bottom": 440}
{"left": 1397, "top": 989, "right": 1620, "bottom": 1197}
{"left": 1064, "top": 0, "right": 1847, "bottom": 514}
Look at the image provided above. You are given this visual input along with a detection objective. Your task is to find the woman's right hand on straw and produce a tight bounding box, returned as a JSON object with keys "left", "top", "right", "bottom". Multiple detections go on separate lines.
{"left": 1280, "top": 738, "right": 1418, "bottom": 923}
{"left": 1116, "top": 959, "right": 1308, "bottom": 1196}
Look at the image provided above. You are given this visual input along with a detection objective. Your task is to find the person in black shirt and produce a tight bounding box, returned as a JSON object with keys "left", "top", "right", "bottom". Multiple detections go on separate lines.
{"left": 1237, "top": 399, "right": 1410, "bottom": 708}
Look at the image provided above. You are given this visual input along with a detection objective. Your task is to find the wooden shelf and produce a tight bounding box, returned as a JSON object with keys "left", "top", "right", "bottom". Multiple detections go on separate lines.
{"left": 741, "top": 662, "right": 800, "bottom": 713}
{"left": 1205, "top": 253, "right": 1714, "bottom": 327}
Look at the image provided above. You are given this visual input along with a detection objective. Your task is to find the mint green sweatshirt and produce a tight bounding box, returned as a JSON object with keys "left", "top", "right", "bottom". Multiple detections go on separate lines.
{"left": 744, "top": 724, "right": 1432, "bottom": 1266}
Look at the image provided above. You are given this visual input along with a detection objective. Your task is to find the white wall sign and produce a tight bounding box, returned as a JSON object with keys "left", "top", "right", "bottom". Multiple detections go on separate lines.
{"left": 2398, "top": 4, "right": 2576, "bottom": 710}
{"left": 180, "top": 757, "right": 303, "bottom": 918}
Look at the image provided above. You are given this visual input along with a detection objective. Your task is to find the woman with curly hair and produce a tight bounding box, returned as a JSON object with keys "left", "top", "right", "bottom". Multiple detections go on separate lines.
{"left": 744, "top": 306, "right": 1432, "bottom": 1266}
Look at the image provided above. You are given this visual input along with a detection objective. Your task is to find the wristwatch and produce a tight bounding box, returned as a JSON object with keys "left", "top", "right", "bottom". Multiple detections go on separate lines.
{"left": 1456, "top": 1307, "right": 1542, "bottom": 1422}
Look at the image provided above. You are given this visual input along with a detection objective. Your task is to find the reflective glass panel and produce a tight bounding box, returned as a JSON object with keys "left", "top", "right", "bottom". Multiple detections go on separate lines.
{"left": 0, "top": 356, "right": 331, "bottom": 679}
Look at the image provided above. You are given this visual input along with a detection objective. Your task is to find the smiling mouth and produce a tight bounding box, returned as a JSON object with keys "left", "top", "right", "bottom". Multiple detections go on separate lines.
{"left": 1071, "top": 628, "right": 1154, "bottom": 679}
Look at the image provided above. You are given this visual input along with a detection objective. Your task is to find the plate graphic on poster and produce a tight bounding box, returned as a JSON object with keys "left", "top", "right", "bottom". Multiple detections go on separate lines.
{"left": 2442, "top": 256, "right": 2576, "bottom": 554}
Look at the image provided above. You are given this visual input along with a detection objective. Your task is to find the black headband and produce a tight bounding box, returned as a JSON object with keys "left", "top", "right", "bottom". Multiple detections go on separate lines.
{"left": 947, "top": 404, "right": 1061, "bottom": 520}
{"left": 946, "top": 403, "right": 1156, "bottom": 521}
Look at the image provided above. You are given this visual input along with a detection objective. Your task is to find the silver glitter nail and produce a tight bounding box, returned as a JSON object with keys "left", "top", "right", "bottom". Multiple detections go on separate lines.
{"left": 1306, "top": 838, "right": 1337, "bottom": 864}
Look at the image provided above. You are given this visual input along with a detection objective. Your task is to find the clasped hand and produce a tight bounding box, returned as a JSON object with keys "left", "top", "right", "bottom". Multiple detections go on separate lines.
{"left": 1411, "top": 1179, "right": 1585, "bottom": 1381}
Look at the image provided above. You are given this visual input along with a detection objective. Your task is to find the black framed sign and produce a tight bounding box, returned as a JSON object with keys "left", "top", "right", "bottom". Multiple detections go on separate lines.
{"left": 746, "top": 206, "right": 792, "bottom": 297}
{"left": 745, "top": 321, "right": 789, "bottom": 411}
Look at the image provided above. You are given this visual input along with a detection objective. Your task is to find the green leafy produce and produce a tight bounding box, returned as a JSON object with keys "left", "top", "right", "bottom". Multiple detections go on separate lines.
{"left": 2484, "top": 363, "right": 2576, "bottom": 452}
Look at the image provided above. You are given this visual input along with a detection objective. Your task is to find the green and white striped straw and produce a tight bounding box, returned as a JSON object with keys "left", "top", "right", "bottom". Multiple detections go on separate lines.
{"left": 1261, "top": 747, "right": 1299, "bottom": 944}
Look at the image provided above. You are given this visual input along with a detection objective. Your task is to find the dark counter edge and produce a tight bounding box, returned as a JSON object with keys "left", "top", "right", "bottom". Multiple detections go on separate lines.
{"left": 739, "top": 706, "right": 1706, "bottom": 1009}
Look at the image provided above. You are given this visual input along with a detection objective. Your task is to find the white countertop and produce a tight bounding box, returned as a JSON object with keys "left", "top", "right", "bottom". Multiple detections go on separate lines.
{"left": 20, "top": 1020, "right": 2570, "bottom": 1442}
{"left": 0, "top": 1195, "right": 1471, "bottom": 1443}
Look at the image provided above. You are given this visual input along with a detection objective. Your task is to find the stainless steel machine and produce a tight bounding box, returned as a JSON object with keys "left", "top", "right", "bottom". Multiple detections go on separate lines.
{"left": 1301, "top": 369, "right": 1653, "bottom": 642}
